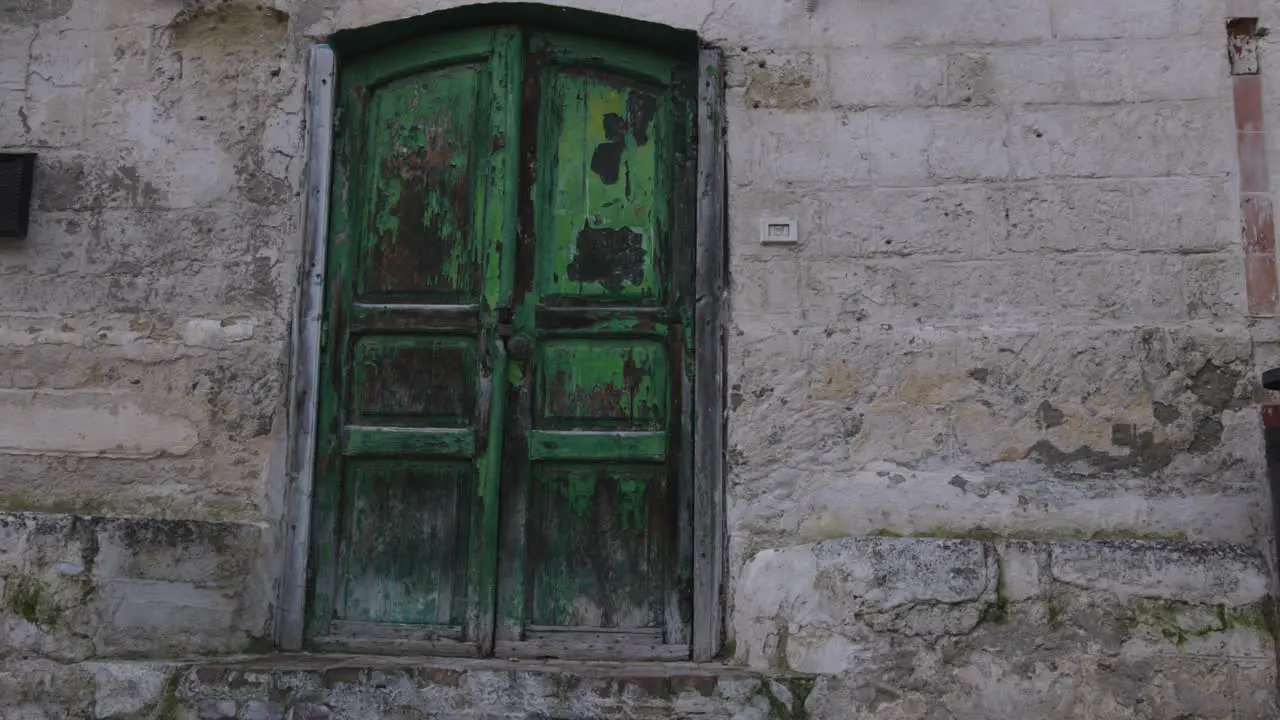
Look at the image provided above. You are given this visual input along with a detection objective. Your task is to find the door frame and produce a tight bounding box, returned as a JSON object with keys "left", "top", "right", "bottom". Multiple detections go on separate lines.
{"left": 275, "top": 34, "right": 727, "bottom": 662}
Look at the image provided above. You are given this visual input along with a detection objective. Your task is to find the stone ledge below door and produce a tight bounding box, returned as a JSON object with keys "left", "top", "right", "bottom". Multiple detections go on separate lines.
{"left": 0, "top": 655, "right": 814, "bottom": 719}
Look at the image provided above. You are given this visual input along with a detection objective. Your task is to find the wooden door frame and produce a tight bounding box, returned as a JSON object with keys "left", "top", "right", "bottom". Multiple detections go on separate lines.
{"left": 275, "top": 37, "right": 727, "bottom": 663}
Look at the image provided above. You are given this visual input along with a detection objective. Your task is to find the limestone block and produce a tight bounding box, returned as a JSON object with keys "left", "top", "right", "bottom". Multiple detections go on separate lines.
{"left": 827, "top": 48, "right": 945, "bottom": 109}
{"left": 89, "top": 662, "right": 169, "bottom": 719}
{"left": 1008, "top": 101, "right": 1232, "bottom": 179}
{"left": 0, "top": 26, "right": 35, "bottom": 93}
{"left": 1047, "top": 540, "right": 1270, "bottom": 605}
{"left": 733, "top": 105, "right": 870, "bottom": 187}
{"left": 996, "top": 540, "right": 1047, "bottom": 602}
{"left": 0, "top": 513, "right": 265, "bottom": 660}
{"left": 0, "top": 390, "right": 197, "bottom": 458}
{"left": 1050, "top": 0, "right": 1186, "bottom": 39}
{"left": 868, "top": 106, "right": 1010, "bottom": 184}
{"left": 734, "top": 538, "right": 995, "bottom": 671}
{"left": 991, "top": 180, "right": 1134, "bottom": 253}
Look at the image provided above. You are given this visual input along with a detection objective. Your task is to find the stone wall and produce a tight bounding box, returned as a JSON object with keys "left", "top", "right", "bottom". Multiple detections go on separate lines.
{"left": 2, "top": 0, "right": 1278, "bottom": 716}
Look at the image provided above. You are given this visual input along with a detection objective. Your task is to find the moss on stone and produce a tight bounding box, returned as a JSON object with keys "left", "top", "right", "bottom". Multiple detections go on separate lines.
{"left": 0, "top": 491, "right": 110, "bottom": 517}
{"left": 1138, "top": 601, "right": 1277, "bottom": 646}
{"left": 242, "top": 633, "right": 277, "bottom": 655}
{"left": 717, "top": 634, "right": 737, "bottom": 662}
{"left": 757, "top": 675, "right": 814, "bottom": 720}
{"left": 5, "top": 574, "right": 65, "bottom": 629}
{"left": 155, "top": 672, "right": 183, "bottom": 720}
{"left": 980, "top": 555, "right": 1010, "bottom": 625}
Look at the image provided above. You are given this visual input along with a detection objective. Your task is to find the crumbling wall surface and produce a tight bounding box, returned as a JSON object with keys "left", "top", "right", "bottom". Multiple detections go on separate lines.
{"left": 0, "top": 0, "right": 304, "bottom": 657}
{"left": 736, "top": 537, "right": 1277, "bottom": 718}
{"left": 0, "top": 513, "right": 264, "bottom": 662}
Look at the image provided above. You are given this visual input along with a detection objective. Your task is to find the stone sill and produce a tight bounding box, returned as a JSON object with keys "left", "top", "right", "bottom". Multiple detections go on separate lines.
{"left": 186, "top": 648, "right": 808, "bottom": 686}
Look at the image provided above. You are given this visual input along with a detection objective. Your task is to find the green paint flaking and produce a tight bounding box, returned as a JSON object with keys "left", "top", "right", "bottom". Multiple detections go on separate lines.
{"left": 313, "top": 25, "right": 695, "bottom": 650}
{"left": 310, "top": 27, "right": 521, "bottom": 639}
{"left": 616, "top": 478, "right": 646, "bottom": 530}
{"left": 556, "top": 472, "right": 596, "bottom": 517}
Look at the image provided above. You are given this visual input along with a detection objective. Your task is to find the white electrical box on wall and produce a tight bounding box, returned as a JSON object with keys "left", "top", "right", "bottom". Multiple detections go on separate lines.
{"left": 760, "top": 218, "right": 798, "bottom": 245}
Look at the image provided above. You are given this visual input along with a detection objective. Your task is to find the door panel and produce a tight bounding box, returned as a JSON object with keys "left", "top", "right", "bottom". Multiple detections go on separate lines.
{"left": 337, "top": 460, "right": 471, "bottom": 625}
{"left": 310, "top": 26, "right": 695, "bottom": 661}
{"left": 351, "top": 336, "right": 476, "bottom": 424}
{"left": 528, "top": 463, "right": 670, "bottom": 629}
{"left": 537, "top": 72, "right": 663, "bottom": 303}
{"left": 494, "top": 32, "right": 695, "bottom": 661}
{"left": 356, "top": 66, "right": 484, "bottom": 302}
{"left": 308, "top": 28, "right": 521, "bottom": 655}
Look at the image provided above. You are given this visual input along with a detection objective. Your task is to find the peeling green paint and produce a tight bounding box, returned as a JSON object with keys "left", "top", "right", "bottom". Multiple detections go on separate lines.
{"left": 312, "top": 24, "right": 696, "bottom": 652}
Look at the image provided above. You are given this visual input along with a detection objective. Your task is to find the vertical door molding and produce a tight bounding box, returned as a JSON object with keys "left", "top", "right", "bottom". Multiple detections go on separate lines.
{"left": 277, "top": 43, "right": 337, "bottom": 652}
{"left": 692, "top": 45, "right": 727, "bottom": 663}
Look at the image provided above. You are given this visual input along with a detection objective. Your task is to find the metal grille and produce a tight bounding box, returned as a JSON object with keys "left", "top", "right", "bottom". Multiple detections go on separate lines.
{"left": 0, "top": 153, "right": 35, "bottom": 239}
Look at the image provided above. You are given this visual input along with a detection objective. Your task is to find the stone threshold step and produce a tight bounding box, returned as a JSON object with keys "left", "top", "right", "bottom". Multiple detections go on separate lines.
{"left": 162, "top": 654, "right": 815, "bottom": 720}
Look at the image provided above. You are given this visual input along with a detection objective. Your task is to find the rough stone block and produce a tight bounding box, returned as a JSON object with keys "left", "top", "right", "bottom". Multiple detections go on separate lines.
{"left": 991, "top": 180, "right": 1133, "bottom": 253}
{"left": 868, "top": 107, "right": 1009, "bottom": 184}
{"left": 733, "top": 104, "right": 870, "bottom": 186}
{"left": 1008, "top": 101, "right": 1231, "bottom": 178}
{"left": 0, "top": 390, "right": 198, "bottom": 458}
{"left": 734, "top": 537, "right": 995, "bottom": 671}
{"left": 731, "top": 256, "right": 803, "bottom": 319}
{"left": 827, "top": 185, "right": 991, "bottom": 258}
{"left": 828, "top": 0, "right": 1052, "bottom": 45}
{"left": 0, "top": 513, "right": 265, "bottom": 660}
{"left": 738, "top": 51, "right": 825, "bottom": 110}
{"left": 0, "top": 26, "right": 35, "bottom": 92}
{"left": 22, "top": 79, "right": 88, "bottom": 147}
{"left": 996, "top": 540, "right": 1046, "bottom": 602}
{"left": 705, "top": 0, "right": 873, "bottom": 48}
{"left": 801, "top": 253, "right": 1229, "bottom": 327}
{"left": 90, "top": 661, "right": 169, "bottom": 719}
{"left": 1050, "top": 0, "right": 1184, "bottom": 39}
{"left": 1047, "top": 541, "right": 1270, "bottom": 605}
{"left": 827, "top": 48, "right": 944, "bottom": 108}
{"left": 0, "top": 211, "right": 88, "bottom": 276}
{"left": 726, "top": 323, "right": 1264, "bottom": 552}
{"left": 1130, "top": 176, "right": 1236, "bottom": 253}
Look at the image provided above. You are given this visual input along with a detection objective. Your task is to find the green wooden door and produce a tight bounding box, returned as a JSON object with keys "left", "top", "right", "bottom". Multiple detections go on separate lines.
{"left": 309, "top": 27, "right": 695, "bottom": 661}
{"left": 493, "top": 33, "right": 695, "bottom": 660}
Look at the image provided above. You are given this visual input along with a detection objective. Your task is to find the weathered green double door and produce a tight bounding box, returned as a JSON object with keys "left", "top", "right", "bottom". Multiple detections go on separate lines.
{"left": 308, "top": 27, "right": 696, "bottom": 660}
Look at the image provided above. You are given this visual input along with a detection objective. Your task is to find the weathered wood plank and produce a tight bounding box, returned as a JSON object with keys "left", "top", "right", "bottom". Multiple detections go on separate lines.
{"left": 524, "top": 628, "right": 664, "bottom": 644}
{"left": 692, "top": 46, "right": 726, "bottom": 663}
{"left": 313, "top": 636, "right": 481, "bottom": 657}
{"left": 534, "top": 307, "right": 669, "bottom": 336}
{"left": 524, "top": 625, "right": 664, "bottom": 639}
{"left": 278, "top": 43, "right": 336, "bottom": 652}
{"left": 334, "top": 462, "right": 471, "bottom": 625}
{"left": 341, "top": 427, "right": 475, "bottom": 457}
{"left": 494, "top": 640, "right": 689, "bottom": 661}
{"left": 525, "top": 464, "right": 668, "bottom": 628}
{"left": 348, "top": 303, "right": 480, "bottom": 333}
{"left": 527, "top": 431, "right": 666, "bottom": 461}
{"left": 329, "top": 620, "right": 464, "bottom": 642}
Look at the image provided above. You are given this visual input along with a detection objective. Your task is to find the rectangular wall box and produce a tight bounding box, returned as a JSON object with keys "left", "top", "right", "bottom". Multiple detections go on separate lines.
{"left": 0, "top": 153, "right": 36, "bottom": 239}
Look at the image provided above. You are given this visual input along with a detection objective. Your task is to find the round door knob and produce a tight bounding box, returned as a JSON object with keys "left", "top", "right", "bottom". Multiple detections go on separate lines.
{"left": 505, "top": 333, "right": 534, "bottom": 361}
